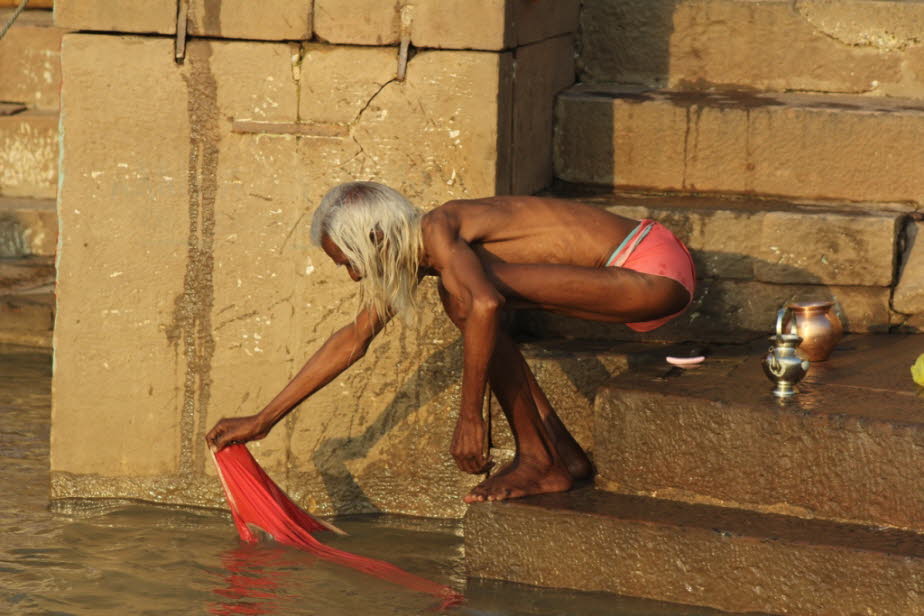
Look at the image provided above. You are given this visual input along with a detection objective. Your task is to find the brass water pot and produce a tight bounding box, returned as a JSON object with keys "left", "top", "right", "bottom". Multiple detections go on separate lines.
{"left": 779, "top": 300, "right": 843, "bottom": 362}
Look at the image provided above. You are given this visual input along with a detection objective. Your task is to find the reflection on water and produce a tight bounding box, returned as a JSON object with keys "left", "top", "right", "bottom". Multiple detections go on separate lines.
{"left": 1, "top": 345, "right": 717, "bottom": 615}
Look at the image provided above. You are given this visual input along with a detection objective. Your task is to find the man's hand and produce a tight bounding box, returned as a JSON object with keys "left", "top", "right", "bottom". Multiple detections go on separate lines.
{"left": 205, "top": 415, "right": 270, "bottom": 452}
{"left": 450, "top": 414, "right": 492, "bottom": 474}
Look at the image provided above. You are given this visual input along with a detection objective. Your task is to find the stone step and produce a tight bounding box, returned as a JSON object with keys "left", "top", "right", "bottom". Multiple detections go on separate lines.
{"left": 0, "top": 197, "right": 57, "bottom": 257}
{"left": 592, "top": 334, "right": 924, "bottom": 532}
{"left": 517, "top": 190, "right": 911, "bottom": 343}
{"left": 0, "top": 290, "right": 54, "bottom": 348}
{"left": 554, "top": 86, "right": 924, "bottom": 206}
{"left": 465, "top": 488, "right": 924, "bottom": 615}
{"left": 489, "top": 339, "right": 704, "bottom": 466}
{"left": 0, "top": 8, "right": 64, "bottom": 111}
{"left": 579, "top": 0, "right": 924, "bottom": 99}
{"left": 0, "top": 109, "right": 57, "bottom": 199}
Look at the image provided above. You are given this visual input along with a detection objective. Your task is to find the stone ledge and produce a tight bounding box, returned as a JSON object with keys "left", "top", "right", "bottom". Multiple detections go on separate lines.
{"left": 465, "top": 488, "right": 924, "bottom": 615}
{"left": 555, "top": 86, "right": 924, "bottom": 205}
{"left": 0, "top": 198, "right": 57, "bottom": 257}
{"left": 593, "top": 334, "right": 924, "bottom": 532}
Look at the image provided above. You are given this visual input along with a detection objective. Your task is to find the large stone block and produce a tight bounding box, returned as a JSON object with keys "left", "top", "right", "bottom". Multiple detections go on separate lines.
{"left": 298, "top": 47, "right": 515, "bottom": 207}
{"left": 56, "top": 0, "right": 311, "bottom": 39}
{"left": 52, "top": 34, "right": 521, "bottom": 517}
{"left": 0, "top": 110, "right": 57, "bottom": 199}
{"left": 53, "top": 34, "right": 193, "bottom": 480}
{"left": 556, "top": 86, "right": 924, "bottom": 205}
{"left": 187, "top": 0, "right": 311, "bottom": 41}
{"left": 579, "top": 0, "right": 924, "bottom": 98}
{"left": 0, "top": 9, "right": 65, "bottom": 111}
{"left": 313, "top": 0, "right": 400, "bottom": 45}
{"left": 594, "top": 334, "right": 924, "bottom": 532}
{"left": 466, "top": 489, "right": 924, "bottom": 615}
{"left": 54, "top": 0, "right": 176, "bottom": 34}
{"left": 895, "top": 221, "right": 924, "bottom": 315}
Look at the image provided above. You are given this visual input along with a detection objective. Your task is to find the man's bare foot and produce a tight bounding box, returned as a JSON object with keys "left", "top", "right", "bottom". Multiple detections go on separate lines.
{"left": 463, "top": 457, "right": 572, "bottom": 503}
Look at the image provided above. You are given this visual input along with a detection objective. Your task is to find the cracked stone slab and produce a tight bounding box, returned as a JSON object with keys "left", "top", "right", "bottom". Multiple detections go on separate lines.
{"left": 465, "top": 488, "right": 924, "bottom": 614}
{"left": 555, "top": 86, "right": 924, "bottom": 205}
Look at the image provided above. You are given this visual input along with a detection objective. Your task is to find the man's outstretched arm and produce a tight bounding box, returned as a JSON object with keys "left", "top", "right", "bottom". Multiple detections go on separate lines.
{"left": 206, "top": 305, "right": 390, "bottom": 450}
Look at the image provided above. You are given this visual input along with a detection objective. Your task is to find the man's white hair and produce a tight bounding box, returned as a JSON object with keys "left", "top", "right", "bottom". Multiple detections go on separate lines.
{"left": 311, "top": 182, "right": 423, "bottom": 319}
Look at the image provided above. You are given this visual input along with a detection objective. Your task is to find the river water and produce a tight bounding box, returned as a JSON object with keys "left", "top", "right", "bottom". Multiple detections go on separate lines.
{"left": 1, "top": 345, "right": 717, "bottom": 615}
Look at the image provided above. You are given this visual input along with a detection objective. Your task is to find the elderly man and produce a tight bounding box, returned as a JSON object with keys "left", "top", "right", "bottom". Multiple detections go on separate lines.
{"left": 206, "top": 182, "right": 695, "bottom": 503}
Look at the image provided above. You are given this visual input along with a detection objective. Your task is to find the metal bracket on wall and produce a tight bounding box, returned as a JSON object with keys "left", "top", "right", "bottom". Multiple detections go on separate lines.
{"left": 175, "top": 0, "right": 189, "bottom": 62}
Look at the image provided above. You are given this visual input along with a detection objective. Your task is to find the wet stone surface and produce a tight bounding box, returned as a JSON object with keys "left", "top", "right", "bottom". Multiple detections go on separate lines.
{"left": 594, "top": 334, "right": 924, "bottom": 532}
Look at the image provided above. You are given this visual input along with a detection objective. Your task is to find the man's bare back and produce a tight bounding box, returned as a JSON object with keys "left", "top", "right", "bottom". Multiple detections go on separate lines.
{"left": 425, "top": 196, "right": 639, "bottom": 269}
{"left": 206, "top": 183, "right": 695, "bottom": 504}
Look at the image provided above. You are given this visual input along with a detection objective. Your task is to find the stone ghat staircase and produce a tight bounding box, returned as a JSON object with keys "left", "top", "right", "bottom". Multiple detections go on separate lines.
{"left": 470, "top": 336, "right": 924, "bottom": 615}
{"left": 0, "top": 7, "right": 63, "bottom": 347}
{"left": 468, "top": 1, "right": 924, "bottom": 613}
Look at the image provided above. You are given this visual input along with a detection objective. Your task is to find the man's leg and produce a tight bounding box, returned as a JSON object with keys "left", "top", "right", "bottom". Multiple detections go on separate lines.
{"left": 522, "top": 365, "right": 593, "bottom": 480}
{"left": 465, "top": 328, "right": 572, "bottom": 502}
{"left": 484, "top": 261, "right": 690, "bottom": 323}
{"left": 439, "top": 283, "right": 573, "bottom": 502}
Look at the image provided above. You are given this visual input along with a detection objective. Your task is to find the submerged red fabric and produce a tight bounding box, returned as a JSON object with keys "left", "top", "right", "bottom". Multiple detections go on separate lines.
{"left": 213, "top": 444, "right": 462, "bottom": 607}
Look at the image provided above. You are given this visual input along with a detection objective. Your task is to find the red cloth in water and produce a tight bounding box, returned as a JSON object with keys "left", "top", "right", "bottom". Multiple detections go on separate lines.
{"left": 213, "top": 444, "right": 462, "bottom": 607}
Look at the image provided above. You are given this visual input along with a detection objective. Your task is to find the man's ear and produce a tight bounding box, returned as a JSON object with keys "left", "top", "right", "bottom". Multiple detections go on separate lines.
{"left": 369, "top": 228, "right": 384, "bottom": 244}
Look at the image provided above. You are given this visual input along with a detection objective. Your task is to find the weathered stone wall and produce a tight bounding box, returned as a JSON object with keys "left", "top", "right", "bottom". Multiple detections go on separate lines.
{"left": 50, "top": 2, "right": 579, "bottom": 518}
